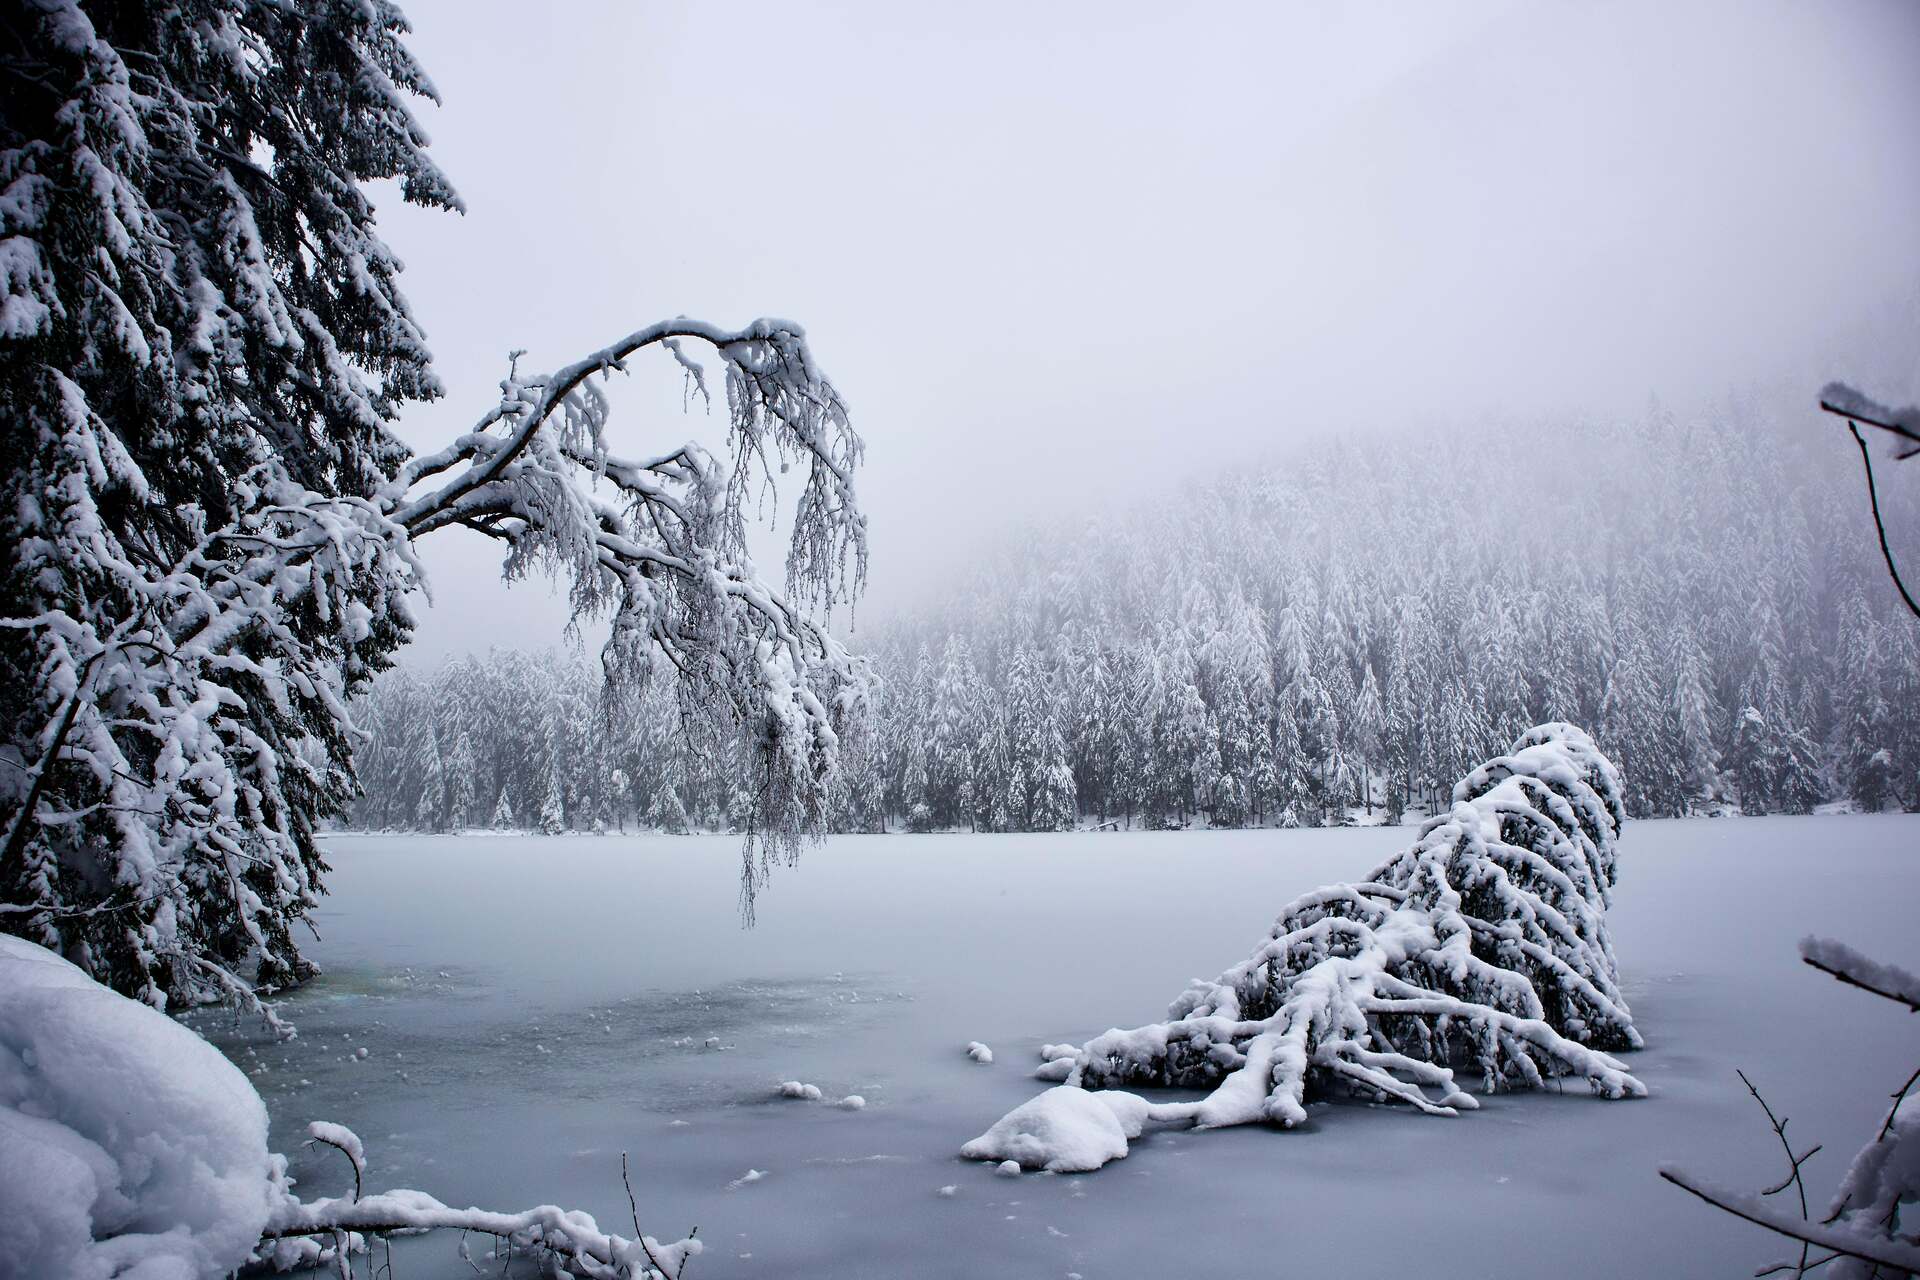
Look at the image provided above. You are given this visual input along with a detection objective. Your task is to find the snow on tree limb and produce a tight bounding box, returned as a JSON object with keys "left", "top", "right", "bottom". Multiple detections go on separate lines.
{"left": 1801, "top": 936, "right": 1920, "bottom": 1014}
{"left": 1820, "top": 382, "right": 1920, "bottom": 458}
{"left": 966, "top": 724, "right": 1643, "bottom": 1171}
{"left": 1, "top": 2, "right": 871, "bottom": 1008}
{"left": 260, "top": 1146, "right": 705, "bottom": 1280}
{"left": 385, "top": 318, "right": 872, "bottom": 914}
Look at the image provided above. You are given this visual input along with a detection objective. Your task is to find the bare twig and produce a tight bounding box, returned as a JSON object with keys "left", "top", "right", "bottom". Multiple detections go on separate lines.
{"left": 622, "top": 1151, "right": 643, "bottom": 1240}
{"left": 1877, "top": 1063, "right": 1920, "bottom": 1145}
{"left": 1755, "top": 1251, "right": 1842, "bottom": 1277}
{"left": 622, "top": 1151, "right": 684, "bottom": 1279}
{"left": 1847, "top": 420, "right": 1919, "bottom": 620}
{"left": 1737, "top": 1069, "right": 1822, "bottom": 1279}
{"left": 1820, "top": 397, "right": 1920, "bottom": 621}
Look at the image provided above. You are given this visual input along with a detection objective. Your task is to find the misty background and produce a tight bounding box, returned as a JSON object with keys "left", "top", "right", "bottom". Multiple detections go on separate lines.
{"left": 372, "top": 0, "right": 1920, "bottom": 661}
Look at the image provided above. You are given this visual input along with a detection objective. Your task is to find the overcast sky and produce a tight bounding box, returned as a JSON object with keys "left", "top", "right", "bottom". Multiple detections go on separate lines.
{"left": 374, "top": 0, "right": 1920, "bottom": 663}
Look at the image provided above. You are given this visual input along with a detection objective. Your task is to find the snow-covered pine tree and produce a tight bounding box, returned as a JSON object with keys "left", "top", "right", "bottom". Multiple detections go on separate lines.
{"left": 1, "top": 0, "right": 872, "bottom": 1010}
{"left": 1001, "top": 646, "right": 1044, "bottom": 828}
{"left": 444, "top": 730, "right": 476, "bottom": 831}
{"left": 1110, "top": 643, "right": 1152, "bottom": 828}
{"left": 1726, "top": 706, "right": 1779, "bottom": 815}
{"left": 1064, "top": 630, "right": 1113, "bottom": 823}
{"left": 1029, "top": 704, "right": 1079, "bottom": 835}
{"left": 1351, "top": 660, "right": 1386, "bottom": 817}
{"left": 926, "top": 636, "right": 980, "bottom": 829}
{"left": 1667, "top": 626, "right": 1721, "bottom": 809}
{"left": 537, "top": 764, "right": 566, "bottom": 837}
{"left": 1600, "top": 614, "right": 1671, "bottom": 816}
{"left": 412, "top": 723, "right": 446, "bottom": 832}
{"left": 1834, "top": 596, "right": 1897, "bottom": 812}
{"left": 980, "top": 724, "right": 1643, "bottom": 1167}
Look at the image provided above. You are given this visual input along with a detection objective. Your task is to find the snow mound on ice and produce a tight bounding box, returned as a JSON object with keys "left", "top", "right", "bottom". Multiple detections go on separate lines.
{"left": 778, "top": 1080, "right": 823, "bottom": 1100}
{"left": 1035, "top": 1043, "right": 1079, "bottom": 1081}
{"left": 965, "top": 1041, "right": 993, "bottom": 1064}
{"left": 0, "top": 934, "right": 274, "bottom": 1280}
{"left": 960, "top": 1085, "right": 1151, "bottom": 1173}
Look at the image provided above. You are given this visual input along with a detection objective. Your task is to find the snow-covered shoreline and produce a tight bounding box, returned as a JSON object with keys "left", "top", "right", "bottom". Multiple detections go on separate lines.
{"left": 319, "top": 803, "right": 1889, "bottom": 843}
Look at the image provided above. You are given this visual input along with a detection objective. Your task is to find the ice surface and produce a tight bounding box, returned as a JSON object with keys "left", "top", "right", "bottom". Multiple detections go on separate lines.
{"left": 186, "top": 819, "right": 1920, "bottom": 1279}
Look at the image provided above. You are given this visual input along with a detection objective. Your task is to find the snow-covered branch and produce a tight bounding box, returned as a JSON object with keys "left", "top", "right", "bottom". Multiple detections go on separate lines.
{"left": 387, "top": 318, "right": 872, "bottom": 912}
{"left": 1801, "top": 936, "right": 1920, "bottom": 1014}
{"left": 1821, "top": 382, "right": 1920, "bottom": 457}
{"left": 1, "top": 0, "right": 871, "bottom": 1008}
{"left": 259, "top": 1149, "right": 702, "bottom": 1280}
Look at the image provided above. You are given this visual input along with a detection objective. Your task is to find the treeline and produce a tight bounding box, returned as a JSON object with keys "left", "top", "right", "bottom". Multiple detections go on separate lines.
{"left": 349, "top": 400, "right": 1920, "bottom": 834}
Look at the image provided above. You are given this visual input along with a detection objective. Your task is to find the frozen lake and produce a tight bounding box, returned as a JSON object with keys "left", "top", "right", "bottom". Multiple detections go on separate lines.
{"left": 199, "top": 817, "right": 1920, "bottom": 1279}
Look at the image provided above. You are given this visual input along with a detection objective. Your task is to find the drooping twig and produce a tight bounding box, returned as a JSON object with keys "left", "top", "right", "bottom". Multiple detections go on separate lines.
{"left": 622, "top": 1151, "right": 686, "bottom": 1280}
{"left": 1736, "top": 1068, "right": 1822, "bottom": 1279}
{"left": 1846, "top": 420, "right": 1919, "bottom": 620}
{"left": 305, "top": 1125, "right": 363, "bottom": 1202}
{"left": 1819, "top": 391, "right": 1920, "bottom": 621}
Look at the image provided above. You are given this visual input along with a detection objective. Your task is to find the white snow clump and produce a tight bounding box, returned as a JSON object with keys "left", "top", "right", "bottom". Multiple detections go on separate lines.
{"left": 0, "top": 934, "right": 275, "bottom": 1279}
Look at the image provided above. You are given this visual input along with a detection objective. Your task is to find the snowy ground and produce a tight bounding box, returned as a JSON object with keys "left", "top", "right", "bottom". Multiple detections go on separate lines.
{"left": 194, "top": 817, "right": 1920, "bottom": 1279}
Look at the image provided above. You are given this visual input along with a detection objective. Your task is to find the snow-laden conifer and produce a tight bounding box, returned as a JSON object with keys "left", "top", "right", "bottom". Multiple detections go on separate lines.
{"left": 2, "top": 0, "right": 872, "bottom": 1010}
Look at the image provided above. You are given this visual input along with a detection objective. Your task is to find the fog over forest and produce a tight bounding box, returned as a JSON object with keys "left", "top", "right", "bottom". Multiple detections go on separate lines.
{"left": 374, "top": 0, "right": 1920, "bottom": 658}
{"left": 351, "top": 388, "right": 1920, "bottom": 837}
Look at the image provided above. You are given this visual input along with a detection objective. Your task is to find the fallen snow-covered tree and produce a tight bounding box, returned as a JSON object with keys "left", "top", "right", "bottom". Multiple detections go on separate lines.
{"left": 0, "top": 933, "right": 699, "bottom": 1279}
{"left": 966, "top": 723, "right": 1645, "bottom": 1172}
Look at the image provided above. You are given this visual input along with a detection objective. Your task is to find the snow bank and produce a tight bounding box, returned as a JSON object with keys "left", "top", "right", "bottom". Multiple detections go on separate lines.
{"left": 0, "top": 935, "right": 274, "bottom": 1280}
{"left": 960, "top": 1086, "right": 1154, "bottom": 1173}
